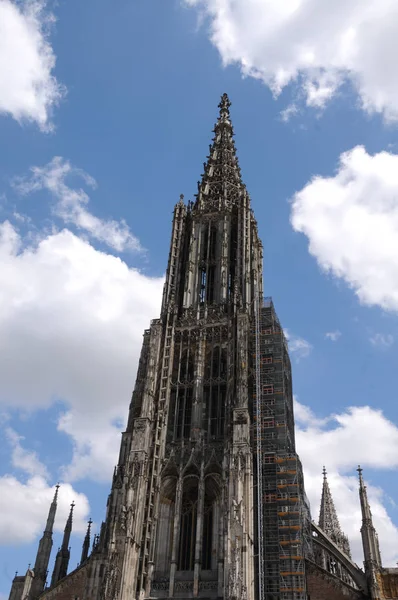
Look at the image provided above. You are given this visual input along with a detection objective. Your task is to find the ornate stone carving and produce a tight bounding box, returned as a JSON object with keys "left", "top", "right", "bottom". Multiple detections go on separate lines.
{"left": 199, "top": 580, "right": 218, "bottom": 591}
{"left": 151, "top": 579, "right": 170, "bottom": 592}
{"left": 119, "top": 505, "right": 127, "bottom": 531}
{"left": 174, "top": 580, "right": 193, "bottom": 592}
{"left": 234, "top": 410, "right": 247, "bottom": 424}
{"left": 101, "top": 552, "right": 121, "bottom": 600}
{"left": 128, "top": 455, "right": 141, "bottom": 489}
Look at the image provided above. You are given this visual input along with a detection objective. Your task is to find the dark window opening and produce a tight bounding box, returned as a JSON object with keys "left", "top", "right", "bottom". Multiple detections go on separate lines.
{"left": 178, "top": 488, "right": 198, "bottom": 570}
{"left": 176, "top": 388, "right": 193, "bottom": 440}
{"left": 204, "top": 384, "right": 226, "bottom": 438}
{"left": 201, "top": 497, "right": 213, "bottom": 569}
{"left": 201, "top": 228, "right": 209, "bottom": 262}
{"left": 228, "top": 225, "right": 237, "bottom": 300}
{"left": 209, "top": 226, "right": 217, "bottom": 260}
{"left": 181, "top": 350, "right": 194, "bottom": 382}
{"left": 203, "top": 346, "right": 227, "bottom": 438}
{"left": 200, "top": 268, "right": 207, "bottom": 304}
{"left": 207, "top": 266, "right": 215, "bottom": 304}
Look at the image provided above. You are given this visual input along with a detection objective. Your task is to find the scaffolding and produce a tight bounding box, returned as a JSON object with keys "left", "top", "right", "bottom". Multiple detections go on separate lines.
{"left": 253, "top": 298, "right": 308, "bottom": 600}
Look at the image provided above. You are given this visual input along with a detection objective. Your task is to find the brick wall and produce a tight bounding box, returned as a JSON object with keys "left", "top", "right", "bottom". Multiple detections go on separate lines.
{"left": 40, "top": 564, "right": 88, "bottom": 600}
{"left": 378, "top": 570, "right": 398, "bottom": 598}
{"left": 307, "top": 569, "right": 365, "bottom": 600}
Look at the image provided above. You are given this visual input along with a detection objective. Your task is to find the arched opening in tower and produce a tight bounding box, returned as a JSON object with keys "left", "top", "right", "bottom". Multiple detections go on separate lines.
{"left": 178, "top": 477, "right": 198, "bottom": 571}
{"left": 204, "top": 346, "right": 227, "bottom": 439}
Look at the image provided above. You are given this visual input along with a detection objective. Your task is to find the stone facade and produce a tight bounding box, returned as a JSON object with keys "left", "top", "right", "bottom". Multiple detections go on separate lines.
{"left": 40, "top": 565, "right": 88, "bottom": 600}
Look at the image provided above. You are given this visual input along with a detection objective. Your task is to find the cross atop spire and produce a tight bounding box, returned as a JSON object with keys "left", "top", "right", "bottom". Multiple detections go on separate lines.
{"left": 318, "top": 466, "right": 351, "bottom": 557}
{"left": 194, "top": 93, "right": 245, "bottom": 212}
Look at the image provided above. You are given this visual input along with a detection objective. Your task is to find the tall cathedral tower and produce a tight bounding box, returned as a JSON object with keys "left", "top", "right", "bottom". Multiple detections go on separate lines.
{"left": 9, "top": 94, "right": 398, "bottom": 600}
{"left": 85, "top": 94, "right": 310, "bottom": 600}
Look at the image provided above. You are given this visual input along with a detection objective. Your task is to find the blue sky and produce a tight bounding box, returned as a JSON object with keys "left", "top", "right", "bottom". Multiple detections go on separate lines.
{"left": 2, "top": 0, "right": 398, "bottom": 595}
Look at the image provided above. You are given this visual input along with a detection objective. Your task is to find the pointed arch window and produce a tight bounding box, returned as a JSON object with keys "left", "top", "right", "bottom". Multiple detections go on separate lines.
{"left": 176, "top": 388, "right": 193, "bottom": 440}
{"left": 178, "top": 483, "right": 198, "bottom": 571}
{"left": 180, "top": 349, "right": 194, "bottom": 383}
{"left": 209, "top": 225, "right": 217, "bottom": 260}
{"left": 203, "top": 346, "right": 227, "bottom": 438}
{"left": 198, "top": 224, "right": 218, "bottom": 305}
{"left": 228, "top": 223, "right": 237, "bottom": 300}
{"left": 201, "top": 495, "right": 214, "bottom": 570}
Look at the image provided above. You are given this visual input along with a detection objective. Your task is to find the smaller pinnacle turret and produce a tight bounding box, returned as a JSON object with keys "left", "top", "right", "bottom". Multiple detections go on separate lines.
{"left": 80, "top": 518, "right": 92, "bottom": 564}
{"left": 51, "top": 501, "right": 74, "bottom": 586}
{"left": 318, "top": 467, "right": 351, "bottom": 557}
{"left": 358, "top": 466, "right": 382, "bottom": 568}
{"left": 28, "top": 484, "right": 59, "bottom": 599}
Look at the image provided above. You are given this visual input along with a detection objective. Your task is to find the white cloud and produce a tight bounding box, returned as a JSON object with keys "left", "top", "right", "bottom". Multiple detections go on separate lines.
{"left": 294, "top": 397, "right": 329, "bottom": 428}
{"left": 284, "top": 329, "right": 312, "bottom": 361}
{"left": 13, "top": 157, "right": 141, "bottom": 253}
{"left": 185, "top": 0, "right": 398, "bottom": 121}
{"left": 4, "top": 427, "right": 49, "bottom": 479}
{"left": 0, "top": 0, "right": 64, "bottom": 130}
{"left": 370, "top": 333, "right": 394, "bottom": 348}
{"left": 0, "top": 476, "right": 90, "bottom": 545}
{"left": 295, "top": 398, "right": 398, "bottom": 566}
{"left": 325, "top": 330, "right": 342, "bottom": 342}
{"left": 280, "top": 103, "right": 298, "bottom": 123}
{"left": 0, "top": 221, "right": 164, "bottom": 481}
{"left": 291, "top": 146, "right": 398, "bottom": 313}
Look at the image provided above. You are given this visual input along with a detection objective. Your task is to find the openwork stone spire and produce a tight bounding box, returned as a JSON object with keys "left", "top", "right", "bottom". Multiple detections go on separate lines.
{"left": 195, "top": 93, "right": 246, "bottom": 211}
{"left": 80, "top": 518, "right": 92, "bottom": 564}
{"left": 29, "top": 484, "right": 60, "bottom": 598}
{"left": 318, "top": 467, "right": 351, "bottom": 557}
{"left": 51, "top": 501, "right": 74, "bottom": 586}
{"left": 358, "top": 466, "right": 382, "bottom": 568}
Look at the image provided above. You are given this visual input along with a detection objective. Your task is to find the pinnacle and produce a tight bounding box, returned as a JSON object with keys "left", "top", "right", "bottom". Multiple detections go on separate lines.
{"left": 195, "top": 93, "right": 245, "bottom": 211}
{"left": 67, "top": 501, "right": 75, "bottom": 523}
{"left": 318, "top": 467, "right": 351, "bottom": 557}
{"left": 53, "top": 483, "right": 60, "bottom": 501}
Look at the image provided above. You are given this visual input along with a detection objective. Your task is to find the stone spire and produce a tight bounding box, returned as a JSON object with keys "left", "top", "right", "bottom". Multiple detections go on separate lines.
{"left": 80, "top": 518, "right": 92, "bottom": 564}
{"left": 318, "top": 467, "right": 351, "bottom": 557}
{"left": 29, "top": 485, "right": 59, "bottom": 599}
{"left": 51, "top": 502, "right": 74, "bottom": 586}
{"left": 358, "top": 466, "right": 382, "bottom": 599}
{"left": 195, "top": 93, "right": 245, "bottom": 212}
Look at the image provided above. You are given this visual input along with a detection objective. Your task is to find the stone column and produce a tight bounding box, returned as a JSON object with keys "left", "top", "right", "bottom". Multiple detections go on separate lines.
{"left": 191, "top": 332, "right": 205, "bottom": 441}
{"left": 217, "top": 489, "right": 225, "bottom": 597}
{"left": 193, "top": 466, "right": 205, "bottom": 597}
{"left": 169, "top": 474, "right": 183, "bottom": 597}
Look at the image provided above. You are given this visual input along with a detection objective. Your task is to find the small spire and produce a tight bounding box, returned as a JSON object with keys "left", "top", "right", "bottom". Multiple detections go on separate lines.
{"left": 194, "top": 93, "right": 245, "bottom": 212}
{"left": 51, "top": 501, "right": 75, "bottom": 586}
{"left": 30, "top": 483, "right": 60, "bottom": 598}
{"left": 80, "top": 518, "right": 92, "bottom": 564}
{"left": 318, "top": 466, "right": 351, "bottom": 557}
{"left": 218, "top": 92, "right": 231, "bottom": 114}
{"left": 357, "top": 466, "right": 382, "bottom": 570}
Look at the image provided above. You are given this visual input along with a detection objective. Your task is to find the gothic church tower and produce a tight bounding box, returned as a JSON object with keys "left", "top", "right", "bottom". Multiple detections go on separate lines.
{"left": 8, "top": 94, "right": 398, "bottom": 600}
{"left": 83, "top": 93, "right": 310, "bottom": 600}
